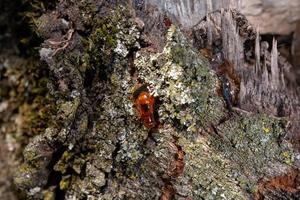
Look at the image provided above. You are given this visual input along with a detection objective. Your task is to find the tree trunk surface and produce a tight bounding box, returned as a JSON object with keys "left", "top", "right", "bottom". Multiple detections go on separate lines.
{"left": 1, "top": 1, "right": 300, "bottom": 200}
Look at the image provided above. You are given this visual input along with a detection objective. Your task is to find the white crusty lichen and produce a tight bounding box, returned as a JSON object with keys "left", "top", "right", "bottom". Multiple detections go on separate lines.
{"left": 134, "top": 25, "right": 298, "bottom": 199}
{"left": 135, "top": 25, "right": 226, "bottom": 134}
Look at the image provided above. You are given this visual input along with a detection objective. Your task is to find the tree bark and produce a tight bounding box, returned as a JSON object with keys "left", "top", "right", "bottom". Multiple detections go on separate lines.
{"left": 1, "top": 1, "right": 300, "bottom": 200}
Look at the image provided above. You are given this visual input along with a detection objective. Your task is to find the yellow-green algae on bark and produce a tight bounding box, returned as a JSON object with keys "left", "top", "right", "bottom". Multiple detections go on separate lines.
{"left": 209, "top": 114, "right": 295, "bottom": 188}
{"left": 134, "top": 25, "right": 246, "bottom": 199}
{"left": 135, "top": 25, "right": 226, "bottom": 135}
{"left": 180, "top": 136, "right": 247, "bottom": 199}
{"left": 179, "top": 113, "right": 296, "bottom": 199}
{"left": 12, "top": 3, "right": 299, "bottom": 198}
{"left": 135, "top": 26, "right": 299, "bottom": 199}
{"left": 14, "top": 4, "right": 146, "bottom": 199}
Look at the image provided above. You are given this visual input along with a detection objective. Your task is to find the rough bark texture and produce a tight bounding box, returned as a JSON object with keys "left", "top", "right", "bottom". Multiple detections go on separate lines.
{"left": 1, "top": 1, "right": 300, "bottom": 200}
{"left": 241, "top": 0, "right": 300, "bottom": 35}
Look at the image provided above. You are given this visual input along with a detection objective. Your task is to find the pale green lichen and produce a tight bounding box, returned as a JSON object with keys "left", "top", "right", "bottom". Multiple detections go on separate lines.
{"left": 210, "top": 114, "right": 293, "bottom": 177}
{"left": 13, "top": 3, "right": 299, "bottom": 199}
{"left": 135, "top": 25, "right": 226, "bottom": 135}
{"left": 60, "top": 175, "right": 71, "bottom": 190}
{"left": 134, "top": 26, "right": 298, "bottom": 199}
{"left": 192, "top": 113, "right": 296, "bottom": 196}
{"left": 179, "top": 136, "right": 247, "bottom": 199}
{"left": 59, "top": 98, "right": 80, "bottom": 121}
{"left": 175, "top": 113, "right": 296, "bottom": 199}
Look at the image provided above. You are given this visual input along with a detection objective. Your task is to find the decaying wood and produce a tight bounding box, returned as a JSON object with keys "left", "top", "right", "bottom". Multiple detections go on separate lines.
{"left": 0, "top": 0, "right": 300, "bottom": 200}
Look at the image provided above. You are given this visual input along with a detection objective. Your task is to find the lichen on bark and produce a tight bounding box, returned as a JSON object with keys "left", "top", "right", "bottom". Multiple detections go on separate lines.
{"left": 1, "top": 1, "right": 299, "bottom": 199}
